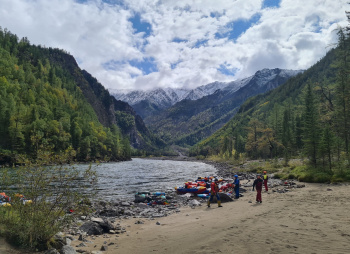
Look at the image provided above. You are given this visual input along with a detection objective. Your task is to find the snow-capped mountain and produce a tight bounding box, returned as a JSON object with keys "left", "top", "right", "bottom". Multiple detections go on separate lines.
{"left": 112, "top": 82, "right": 231, "bottom": 109}
{"left": 111, "top": 68, "right": 303, "bottom": 119}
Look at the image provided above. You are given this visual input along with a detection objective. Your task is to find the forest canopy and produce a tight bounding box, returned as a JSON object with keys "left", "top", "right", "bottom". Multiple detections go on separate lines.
{"left": 0, "top": 27, "right": 131, "bottom": 163}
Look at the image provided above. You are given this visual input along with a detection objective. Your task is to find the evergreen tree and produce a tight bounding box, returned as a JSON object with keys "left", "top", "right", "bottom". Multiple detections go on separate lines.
{"left": 319, "top": 126, "right": 334, "bottom": 171}
{"left": 302, "top": 83, "right": 320, "bottom": 167}
{"left": 334, "top": 28, "right": 350, "bottom": 155}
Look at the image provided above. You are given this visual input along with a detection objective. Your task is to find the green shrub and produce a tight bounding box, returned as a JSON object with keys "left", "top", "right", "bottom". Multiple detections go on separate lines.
{"left": 313, "top": 173, "right": 332, "bottom": 183}
{"left": 0, "top": 150, "right": 96, "bottom": 251}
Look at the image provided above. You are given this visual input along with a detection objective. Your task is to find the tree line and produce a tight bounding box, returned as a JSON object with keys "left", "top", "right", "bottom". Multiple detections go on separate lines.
{"left": 0, "top": 27, "right": 131, "bottom": 163}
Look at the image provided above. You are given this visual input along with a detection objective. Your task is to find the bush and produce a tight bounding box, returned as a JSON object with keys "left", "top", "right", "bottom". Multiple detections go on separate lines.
{"left": 313, "top": 173, "right": 332, "bottom": 183}
{"left": 0, "top": 150, "right": 96, "bottom": 251}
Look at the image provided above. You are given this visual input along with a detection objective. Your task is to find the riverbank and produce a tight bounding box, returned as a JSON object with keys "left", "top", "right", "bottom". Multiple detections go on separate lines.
{"left": 2, "top": 158, "right": 350, "bottom": 254}
{"left": 75, "top": 181, "right": 350, "bottom": 254}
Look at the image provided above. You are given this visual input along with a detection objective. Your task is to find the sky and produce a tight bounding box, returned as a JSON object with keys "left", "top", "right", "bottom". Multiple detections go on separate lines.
{"left": 0, "top": 0, "right": 348, "bottom": 92}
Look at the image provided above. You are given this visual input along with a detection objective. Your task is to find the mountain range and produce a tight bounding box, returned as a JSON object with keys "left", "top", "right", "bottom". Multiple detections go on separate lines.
{"left": 112, "top": 69, "right": 302, "bottom": 120}
{"left": 113, "top": 68, "right": 303, "bottom": 146}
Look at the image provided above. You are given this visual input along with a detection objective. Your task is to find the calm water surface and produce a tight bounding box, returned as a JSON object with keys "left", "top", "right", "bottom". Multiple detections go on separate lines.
{"left": 82, "top": 158, "right": 216, "bottom": 200}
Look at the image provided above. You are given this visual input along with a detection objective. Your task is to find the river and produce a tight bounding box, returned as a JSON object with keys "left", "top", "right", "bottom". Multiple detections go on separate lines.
{"left": 78, "top": 158, "right": 217, "bottom": 200}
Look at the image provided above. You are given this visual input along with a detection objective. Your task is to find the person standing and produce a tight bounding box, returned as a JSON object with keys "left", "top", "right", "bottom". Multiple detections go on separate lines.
{"left": 233, "top": 175, "right": 240, "bottom": 199}
{"left": 252, "top": 174, "right": 263, "bottom": 203}
{"left": 207, "top": 178, "right": 222, "bottom": 208}
{"left": 263, "top": 171, "right": 268, "bottom": 191}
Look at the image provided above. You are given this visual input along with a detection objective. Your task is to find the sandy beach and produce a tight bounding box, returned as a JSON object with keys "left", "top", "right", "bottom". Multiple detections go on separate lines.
{"left": 72, "top": 182, "right": 350, "bottom": 254}
{"left": 2, "top": 181, "right": 350, "bottom": 254}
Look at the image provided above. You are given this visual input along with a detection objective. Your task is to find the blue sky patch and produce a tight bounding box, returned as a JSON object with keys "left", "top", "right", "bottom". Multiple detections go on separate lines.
{"left": 193, "top": 39, "right": 209, "bottom": 48}
{"left": 129, "top": 13, "right": 152, "bottom": 37}
{"left": 262, "top": 0, "right": 281, "bottom": 9}
{"left": 218, "top": 64, "right": 238, "bottom": 76}
{"left": 172, "top": 37, "right": 188, "bottom": 43}
{"left": 130, "top": 57, "right": 158, "bottom": 75}
{"left": 215, "top": 13, "right": 261, "bottom": 41}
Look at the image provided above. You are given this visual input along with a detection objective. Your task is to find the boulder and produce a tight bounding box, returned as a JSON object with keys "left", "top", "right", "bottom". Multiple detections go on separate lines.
{"left": 98, "top": 220, "right": 115, "bottom": 232}
{"left": 60, "top": 245, "right": 77, "bottom": 254}
{"left": 79, "top": 221, "right": 104, "bottom": 235}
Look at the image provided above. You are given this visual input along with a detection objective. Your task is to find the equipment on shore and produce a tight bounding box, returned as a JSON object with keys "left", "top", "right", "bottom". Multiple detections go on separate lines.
{"left": 175, "top": 186, "right": 209, "bottom": 194}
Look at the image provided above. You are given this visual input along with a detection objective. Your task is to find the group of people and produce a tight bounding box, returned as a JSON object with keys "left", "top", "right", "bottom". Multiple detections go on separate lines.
{"left": 207, "top": 171, "right": 269, "bottom": 208}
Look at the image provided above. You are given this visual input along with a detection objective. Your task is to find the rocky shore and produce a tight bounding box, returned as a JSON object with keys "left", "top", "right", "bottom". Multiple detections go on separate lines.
{"left": 41, "top": 157, "right": 307, "bottom": 254}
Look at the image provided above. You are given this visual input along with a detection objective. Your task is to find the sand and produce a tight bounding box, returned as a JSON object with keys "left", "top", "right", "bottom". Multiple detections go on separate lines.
{"left": 2, "top": 182, "right": 350, "bottom": 254}
{"left": 75, "top": 182, "right": 350, "bottom": 254}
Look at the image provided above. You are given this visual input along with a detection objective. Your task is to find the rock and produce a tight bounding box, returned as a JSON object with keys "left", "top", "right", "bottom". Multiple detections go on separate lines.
{"left": 188, "top": 199, "right": 201, "bottom": 206}
{"left": 64, "top": 237, "right": 72, "bottom": 246}
{"left": 99, "top": 209, "right": 119, "bottom": 217}
{"left": 98, "top": 220, "right": 115, "bottom": 232}
{"left": 218, "top": 193, "right": 233, "bottom": 203}
{"left": 60, "top": 245, "right": 77, "bottom": 254}
{"left": 91, "top": 217, "right": 104, "bottom": 224}
{"left": 80, "top": 216, "right": 87, "bottom": 220}
{"left": 51, "top": 235, "right": 65, "bottom": 250}
{"left": 79, "top": 221, "right": 104, "bottom": 235}
{"left": 136, "top": 203, "right": 148, "bottom": 208}
{"left": 100, "top": 245, "right": 108, "bottom": 251}
{"left": 45, "top": 249, "right": 60, "bottom": 254}
{"left": 156, "top": 221, "right": 161, "bottom": 225}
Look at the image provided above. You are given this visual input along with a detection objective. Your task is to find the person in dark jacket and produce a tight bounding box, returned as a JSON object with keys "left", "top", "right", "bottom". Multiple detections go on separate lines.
{"left": 233, "top": 175, "right": 240, "bottom": 199}
{"left": 252, "top": 174, "right": 263, "bottom": 203}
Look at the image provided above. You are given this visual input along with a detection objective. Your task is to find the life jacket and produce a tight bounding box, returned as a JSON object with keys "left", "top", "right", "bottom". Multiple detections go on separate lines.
{"left": 210, "top": 182, "right": 218, "bottom": 193}
{"left": 263, "top": 174, "right": 268, "bottom": 180}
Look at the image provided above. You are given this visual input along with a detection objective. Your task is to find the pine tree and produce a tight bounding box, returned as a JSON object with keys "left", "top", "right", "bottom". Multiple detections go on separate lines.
{"left": 334, "top": 28, "right": 350, "bottom": 155}
{"left": 319, "top": 127, "right": 334, "bottom": 171}
{"left": 302, "top": 83, "right": 320, "bottom": 167}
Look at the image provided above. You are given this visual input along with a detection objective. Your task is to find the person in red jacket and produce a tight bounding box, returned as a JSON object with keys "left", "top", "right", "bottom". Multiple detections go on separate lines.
{"left": 207, "top": 178, "right": 222, "bottom": 208}
{"left": 263, "top": 171, "right": 268, "bottom": 191}
{"left": 252, "top": 174, "right": 263, "bottom": 203}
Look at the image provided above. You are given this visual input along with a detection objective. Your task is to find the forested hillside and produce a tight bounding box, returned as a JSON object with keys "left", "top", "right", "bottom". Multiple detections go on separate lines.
{"left": 0, "top": 27, "right": 165, "bottom": 164}
{"left": 190, "top": 28, "right": 350, "bottom": 180}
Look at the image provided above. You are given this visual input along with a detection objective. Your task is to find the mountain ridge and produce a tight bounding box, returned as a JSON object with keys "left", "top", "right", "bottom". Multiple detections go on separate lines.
{"left": 143, "top": 68, "right": 303, "bottom": 146}
{"left": 112, "top": 68, "right": 302, "bottom": 120}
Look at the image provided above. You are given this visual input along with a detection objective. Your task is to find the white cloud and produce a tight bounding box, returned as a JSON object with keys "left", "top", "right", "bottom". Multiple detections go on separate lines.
{"left": 0, "top": 0, "right": 348, "bottom": 91}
